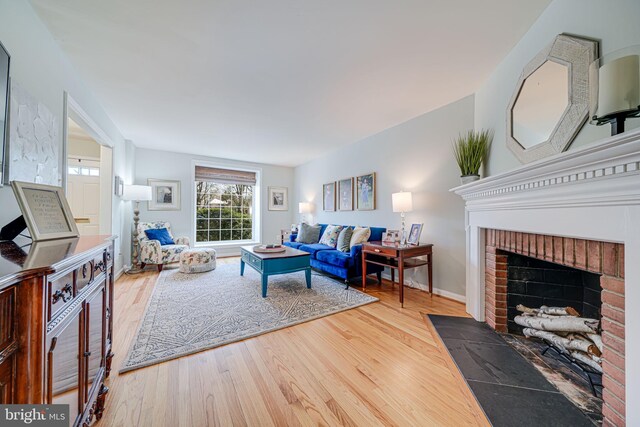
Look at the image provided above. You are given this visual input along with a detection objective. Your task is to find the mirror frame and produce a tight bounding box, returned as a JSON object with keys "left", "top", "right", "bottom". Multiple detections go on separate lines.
{"left": 507, "top": 34, "right": 598, "bottom": 163}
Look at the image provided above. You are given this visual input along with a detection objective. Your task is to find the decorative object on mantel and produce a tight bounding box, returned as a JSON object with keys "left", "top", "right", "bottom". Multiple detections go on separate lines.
{"left": 8, "top": 81, "right": 60, "bottom": 185}
{"left": 590, "top": 45, "right": 640, "bottom": 136}
{"left": 148, "top": 178, "right": 181, "bottom": 211}
{"left": 507, "top": 34, "right": 598, "bottom": 164}
{"left": 338, "top": 177, "right": 354, "bottom": 211}
{"left": 123, "top": 184, "right": 152, "bottom": 273}
{"left": 10, "top": 181, "right": 79, "bottom": 241}
{"left": 0, "top": 41, "right": 9, "bottom": 187}
{"left": 452, "top": 129, "right": 492, "bottom": 184}
{"left": 356, "top": 172, "right": 376, "bottom": 210}
{"left": 322, "top": 181, "right": 336, "bottom": 211}
{"left": 392, "top": 191, "right": 413, "bottom": 244}
{"left": 268, "top": 186, "right": 288, "bottom": 211}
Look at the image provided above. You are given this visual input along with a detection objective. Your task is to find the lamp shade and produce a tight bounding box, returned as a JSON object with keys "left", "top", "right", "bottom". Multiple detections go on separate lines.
{"left": 123, "top": 185, "right": 152, "bottom": 201}
{"left": 595, "top": 54, "right": 640, "bottom": 119}
{"left": 392, "top": 191, "right": 413, "bottom": 213}
{"left": 298, "top": 202, "right": 312, "bottom": 214}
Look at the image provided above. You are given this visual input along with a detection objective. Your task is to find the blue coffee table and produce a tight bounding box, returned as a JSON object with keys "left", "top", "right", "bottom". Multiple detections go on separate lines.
{"left": 240, "top": 246, "right": 311, "bottom": 297}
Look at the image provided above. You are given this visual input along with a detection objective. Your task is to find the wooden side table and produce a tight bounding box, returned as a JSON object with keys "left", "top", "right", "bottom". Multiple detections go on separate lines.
{"left": 280, "top": 229, "right": 293, "bottom": 244}
{"left": 361, "top": 241, "right": 433, "bottom": 307}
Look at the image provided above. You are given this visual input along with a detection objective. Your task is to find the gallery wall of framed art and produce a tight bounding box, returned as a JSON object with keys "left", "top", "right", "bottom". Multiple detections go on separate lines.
{"left": 321, "top": 173, "right": 376, "bottom": 213}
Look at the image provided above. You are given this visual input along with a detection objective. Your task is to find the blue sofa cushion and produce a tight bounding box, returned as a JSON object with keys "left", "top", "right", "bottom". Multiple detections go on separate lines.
{"left": 316, "top": 250, "right": 354, "bottom": 269}
{"left": 369, "top": 227, "right": 385, "bottom": 242}
{"left": 298, "top": 243, "right": 333, "bottom": 258}
{"left": 283, "top": 241, "right": 304, "bottom": 250}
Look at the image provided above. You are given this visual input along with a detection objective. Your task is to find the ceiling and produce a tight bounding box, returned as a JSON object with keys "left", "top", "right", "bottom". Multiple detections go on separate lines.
{"left": 30, "top": 0, "right": 551, "bottom": 167}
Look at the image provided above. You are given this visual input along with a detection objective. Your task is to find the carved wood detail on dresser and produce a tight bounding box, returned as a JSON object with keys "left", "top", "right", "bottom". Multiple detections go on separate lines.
{"left": 0, "top": 235, "right": 116, "bottom": 427}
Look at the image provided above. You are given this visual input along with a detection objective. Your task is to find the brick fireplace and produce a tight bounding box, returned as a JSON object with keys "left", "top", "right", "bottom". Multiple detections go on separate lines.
{"left": 452, "top": 129, "right": 640, "bottom": 426}
{"left": 484, "top": 229, "right": 625, "bottom": 425}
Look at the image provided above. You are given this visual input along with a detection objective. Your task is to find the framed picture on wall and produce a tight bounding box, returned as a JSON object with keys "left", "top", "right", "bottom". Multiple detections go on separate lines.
{"left": 268, "top": 186, "right": 288, "bottom": 211}
{"left": 10, "top": 181, "right": 79, "bottom": 241}
{"left": 148, "top": 179, "right": 181, "bottom": 211}
{"left": 338, "top": 177, "right": 353, "bottom": 211}
{"left": 323, "top": 182, "right": 336, "bottom": 211}
{"left": 356, "top": 172, "right": 376, "bottom": 210}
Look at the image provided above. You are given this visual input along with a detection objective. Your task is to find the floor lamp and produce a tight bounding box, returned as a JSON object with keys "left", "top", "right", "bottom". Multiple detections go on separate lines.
{"left": 123, "top": 184, "right": 152, "bottom": 273}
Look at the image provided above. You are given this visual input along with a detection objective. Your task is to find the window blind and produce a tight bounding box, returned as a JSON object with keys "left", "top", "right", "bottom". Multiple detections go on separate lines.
{"left": 194, "top": 166, "right": 257, "bottom": 185}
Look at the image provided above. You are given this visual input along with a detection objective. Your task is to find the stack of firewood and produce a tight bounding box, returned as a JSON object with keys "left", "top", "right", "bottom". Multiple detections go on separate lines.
{"left": 514, "top": 304, "right": 603, "bottom": 373}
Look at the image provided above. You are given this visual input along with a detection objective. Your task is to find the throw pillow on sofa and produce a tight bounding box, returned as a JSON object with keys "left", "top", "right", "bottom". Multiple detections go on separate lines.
{"left": 296, "top": 223, "right": 322, "bottom": 244}
{"left": 144, "top": 228, "right": 175, "bottom": 245}
{"left": 337, "top": 227, "right": 353, "bottom": 252}
{"left": 319, "top": 225, "right": 343, "bottom": 248}
{"left": 350, "top": 226, "right": 371, "bottom": 248}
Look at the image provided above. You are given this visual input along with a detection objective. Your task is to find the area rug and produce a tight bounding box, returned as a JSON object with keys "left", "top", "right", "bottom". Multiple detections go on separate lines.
{"left": 120, "top": 263, "right": 378, "bottom": 373}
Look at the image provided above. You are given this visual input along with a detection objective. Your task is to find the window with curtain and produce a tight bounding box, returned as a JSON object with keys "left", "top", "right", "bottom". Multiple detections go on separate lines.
{"left": 195, "top": 166, "right": 257, "bottom": 243}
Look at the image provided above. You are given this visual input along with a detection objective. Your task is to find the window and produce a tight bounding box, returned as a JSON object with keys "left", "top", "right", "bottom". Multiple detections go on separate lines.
{"left": 195, "top": 166, "right": 258, "bottom": 244}
{"left": 68, "top": 166, "right": 100, "bottom": 176}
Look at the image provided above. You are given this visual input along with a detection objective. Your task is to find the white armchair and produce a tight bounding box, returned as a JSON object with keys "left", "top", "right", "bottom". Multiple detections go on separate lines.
{"left": 137, "top": 221, "right": 190, "bottom": 271}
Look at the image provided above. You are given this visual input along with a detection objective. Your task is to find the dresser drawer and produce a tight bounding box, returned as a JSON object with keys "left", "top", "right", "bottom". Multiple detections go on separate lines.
{"left": 48, "top": 271, "right": 74, "bottom": 320}
{"left": 76, "top": 261, "right": 94, "bottom": 293}
{"left": 242, "top": 251, "right": 263, "bottom": 270}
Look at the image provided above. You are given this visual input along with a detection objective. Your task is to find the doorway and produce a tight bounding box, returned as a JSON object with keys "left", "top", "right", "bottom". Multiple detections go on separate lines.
{"left": 65, "top": 114, "right": 113, "bottom": 236}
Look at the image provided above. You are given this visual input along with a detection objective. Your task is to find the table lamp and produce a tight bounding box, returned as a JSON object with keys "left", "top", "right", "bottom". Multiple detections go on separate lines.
{"left": 392, "top": 191, "right": 413, "bottom": 245}
{"left": 123, "top": 184, "right": 152, "bottom": 272}
{"left": 298, "top": 202, "right": 312, "bottom": 224}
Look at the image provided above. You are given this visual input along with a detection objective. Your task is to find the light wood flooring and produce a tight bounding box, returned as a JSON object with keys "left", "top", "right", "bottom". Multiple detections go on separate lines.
{"left": 98, "top": 257, "right": 488, "bottom": 427}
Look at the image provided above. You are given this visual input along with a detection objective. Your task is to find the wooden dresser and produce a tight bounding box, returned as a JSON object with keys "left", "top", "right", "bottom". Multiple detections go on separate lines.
{"left": 0, "top": 235, "right": 115, "bottom": 427}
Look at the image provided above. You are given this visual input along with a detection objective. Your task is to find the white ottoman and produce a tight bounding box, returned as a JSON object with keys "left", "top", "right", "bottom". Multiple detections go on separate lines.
{"left": 179, "top": 248, "right": 217, "bottom": 273}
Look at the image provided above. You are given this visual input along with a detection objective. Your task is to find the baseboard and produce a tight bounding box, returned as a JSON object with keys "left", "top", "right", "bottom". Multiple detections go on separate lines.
{"left": 380, "top": 272, "right": 465, "bottom": 303}
{"left": 115, "top": 267, "right": 125, "bottom": 280}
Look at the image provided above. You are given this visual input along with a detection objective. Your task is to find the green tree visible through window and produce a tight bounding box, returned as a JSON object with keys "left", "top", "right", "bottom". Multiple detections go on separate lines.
{"left": 196, "top": 182, "right": 253, "bottom": 243}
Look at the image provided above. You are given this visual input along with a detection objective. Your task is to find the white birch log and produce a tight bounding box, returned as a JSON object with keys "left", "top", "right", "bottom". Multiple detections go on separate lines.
{"left": 566, "top": 333, "right": 602, "bottom": 357}
{"left": 571, "top": 351, "right": 603, "bottom": 373}
{"left": 514, "top": 315, "right": 599, "bottom": 333}
{"left": 587, "top": 333, "right": 603, "bottom": 353}
{"left": 523, "top": 329, "right": 600, "bottom": 356}
{"left": 516, "top": 304, "right": 579, "bottom": 317}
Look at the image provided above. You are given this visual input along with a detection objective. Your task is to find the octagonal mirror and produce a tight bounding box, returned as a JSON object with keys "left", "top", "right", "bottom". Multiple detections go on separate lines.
{"left": 512, "top": 61, "right": 569, "bottom": 149}
{"left": 507, "top": 34, "right": 598, "bottom": 163}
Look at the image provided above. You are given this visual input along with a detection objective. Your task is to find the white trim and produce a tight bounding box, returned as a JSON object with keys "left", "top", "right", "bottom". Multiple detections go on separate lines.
{"left": 380, "top": 272, "right": 464, "bottom": 303}
{"left": 190, "top": 159, "right": 263, "bottom": 247}
{"left": 431, "top": 288, "right": 466, "bottom": 303}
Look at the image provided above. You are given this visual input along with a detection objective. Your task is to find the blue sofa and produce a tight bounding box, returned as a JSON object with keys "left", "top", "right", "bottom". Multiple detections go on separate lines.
{"left": 284, "top": 224, "right": 386, "bottom": 284}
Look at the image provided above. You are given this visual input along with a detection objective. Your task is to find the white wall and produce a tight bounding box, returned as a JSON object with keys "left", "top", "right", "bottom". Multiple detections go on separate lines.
{"left": 293, "top": 95, "right": 474, "bottom": 299}
{"left": 134, "top": 148, "right": 295, "bottom": 258}
{"left": 0, "top": 1, "right": 133, "bottom": 272}
{"left": 476, "top": 0, "right": 640, "bottom": 176}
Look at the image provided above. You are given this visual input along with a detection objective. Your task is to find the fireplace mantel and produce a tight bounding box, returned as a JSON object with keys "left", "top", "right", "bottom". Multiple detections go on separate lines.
{"left": 451, "top": 127, "right": 640, "bottom": 425}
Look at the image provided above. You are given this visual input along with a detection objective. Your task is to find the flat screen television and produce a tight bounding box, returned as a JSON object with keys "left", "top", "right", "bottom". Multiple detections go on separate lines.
{"left": 0, "top": 41, "right": 9, "bottom": 185}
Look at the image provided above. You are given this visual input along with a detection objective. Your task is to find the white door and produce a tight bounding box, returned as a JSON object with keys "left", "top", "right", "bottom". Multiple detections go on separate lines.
{"left": 67, "top": 158, "right": 101, "bottom": 235}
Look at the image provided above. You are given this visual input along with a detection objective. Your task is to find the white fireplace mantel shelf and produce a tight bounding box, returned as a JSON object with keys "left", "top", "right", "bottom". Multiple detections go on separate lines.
{"left": 451, "top": 127, "right": 640, "bottom": 424}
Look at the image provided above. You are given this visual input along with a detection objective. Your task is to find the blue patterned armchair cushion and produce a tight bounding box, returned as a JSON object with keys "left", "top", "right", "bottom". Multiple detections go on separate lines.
{"left": 137, "top": 221, "right": 190, "bottom": 265}
{"left": 144, "top": 228, "right": 175, "bottom": 245}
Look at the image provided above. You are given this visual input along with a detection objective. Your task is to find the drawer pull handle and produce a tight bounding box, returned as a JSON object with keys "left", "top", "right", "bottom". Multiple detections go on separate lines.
{"left": 52, "top": 284, "right": 73, "bottom": 304}
{"left": 84, "top": 351, "right": 92, "bottom": 357}
{"left": 94, "top": 261, "right": 105, "bottom": 273}
{"left": 374, "top": 249, "right": 381, "bottom": 253}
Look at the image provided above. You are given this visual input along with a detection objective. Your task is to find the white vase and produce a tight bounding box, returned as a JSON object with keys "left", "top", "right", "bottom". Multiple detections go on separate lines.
{"left": 460, "top": 174, "right": 480, "bottom": 185}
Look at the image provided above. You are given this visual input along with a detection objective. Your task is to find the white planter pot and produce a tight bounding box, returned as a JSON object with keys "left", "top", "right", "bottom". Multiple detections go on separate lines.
{"left": 460, "top": 174, "right": 480, "bottom": 185}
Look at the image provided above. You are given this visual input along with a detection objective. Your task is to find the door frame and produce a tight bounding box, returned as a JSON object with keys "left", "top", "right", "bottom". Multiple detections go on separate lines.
{"left": 63, "top": 93, "right": 114, "bottom": 235}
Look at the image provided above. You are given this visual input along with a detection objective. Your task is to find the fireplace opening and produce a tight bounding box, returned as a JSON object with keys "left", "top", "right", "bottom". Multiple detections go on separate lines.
{"left": 506, "top": 252, "right": 602, "bottom": 335}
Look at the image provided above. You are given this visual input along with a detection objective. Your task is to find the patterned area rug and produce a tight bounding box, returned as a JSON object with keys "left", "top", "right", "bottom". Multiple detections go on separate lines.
{"left": 120, "top": 263, "right": 378, "bottom": 373}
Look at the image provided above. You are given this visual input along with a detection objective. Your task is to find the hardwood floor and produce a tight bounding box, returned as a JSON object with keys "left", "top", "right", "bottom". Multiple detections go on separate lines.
{"left": 98, "top": 258, "right": 488, "bottom": 426}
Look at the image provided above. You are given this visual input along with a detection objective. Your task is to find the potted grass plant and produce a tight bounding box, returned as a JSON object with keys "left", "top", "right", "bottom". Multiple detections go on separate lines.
{"left": 452, "top": 129, "right": 493, "bottom": 184}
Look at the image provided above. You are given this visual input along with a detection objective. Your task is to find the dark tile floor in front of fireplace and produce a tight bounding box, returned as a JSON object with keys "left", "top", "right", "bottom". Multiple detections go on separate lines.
{"left": 428, "top": 315, "right": 596, "bottom": 427}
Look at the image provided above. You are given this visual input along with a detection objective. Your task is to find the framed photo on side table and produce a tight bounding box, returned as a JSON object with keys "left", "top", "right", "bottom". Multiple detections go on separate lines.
{"left": 407, "top": 223, "right": 423, "bottom": 245}
{"left": 268, "top": 186, "right": 288, "bottom": 211}
{"left": 148, "top": 179, "right": 181, "bottom": 211}
{"left": 10, "top": 181, "right": 79, "bottom": 241}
